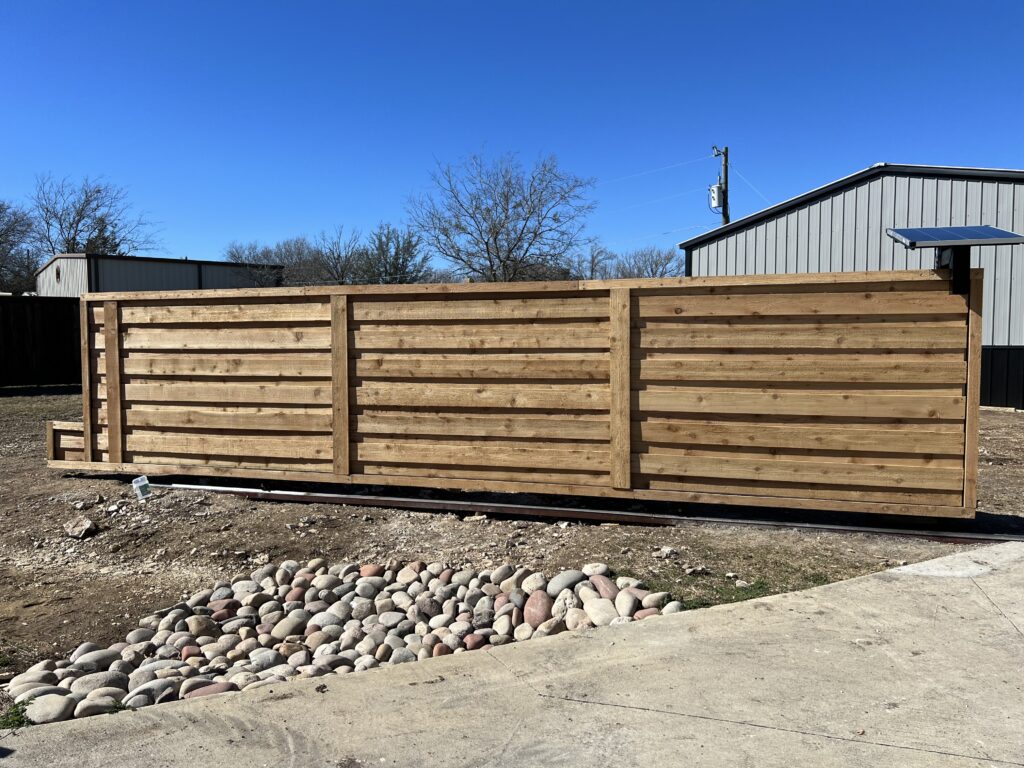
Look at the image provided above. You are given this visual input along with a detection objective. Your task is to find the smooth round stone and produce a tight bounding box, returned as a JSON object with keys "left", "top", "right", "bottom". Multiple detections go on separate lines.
{"left": 614, "top": 590, "right": 640, "bottom": 618}
{"left": 74, "top": 696, "right": 118, "bottom": 717}
{"left": 86, "top": 686, "right": 127, "bottom": 701}
{"left": 248, "top": 649, "right": 285, "bottom": 672}
{"left": 463, "top": 634, "right": 486, "bottom": 651}
{"left": 551, "top": 589, "right": 581, "bottom": 621}
{"left": 513, "top": 623, "right": 533, "bottom": 641}
{"left": 26, "top": 694, "right": 75, "bottom": 724}
{"left": 72, "top": 649, "right": 121, "bottom": 672}
{"left": 14, "top": 686, "right": 66, "bottom": 704}
{"left": 431, "top": 643, "right": 452, "bottom": 657}
{"left": 634, "top": 607, "right": 660, "bottom": 620}
{"left": 359, "top": 564, "right": 385, "bottom": 578}
{"left": 232, "top": 580, "right": 261, "bottom": 596}
{"left": 69, "top": 670, "right": 129, "bottom": 695}
{"left": 582, "top": 562, "right": 609, "bottom": 577}
{"left": 184, "top": 616, "right": 220, "bottom": 638}
{"left": 70, "top": 642, "right": 102, "bottom": 662}
{"left": 521, "top": 572, "right": 547, "bottom": 594}
{"left": 125, "top": 628, "right": 156, "bottom": 644}
{"left": 492, "top": 615, "right": 513, "bottom": 636}
{"left": 9, "top": 670, "right": 57, "bottom": 687}
{"left": 270, "top": 616, "right": 307, "bottom": 641}
{"left": 123, "top": 693, "right": 153, "bottom": 708}
{"left": 184, "top": 681, "right": 237, "bottom": 699}
{"left": 588, "top": 575, "right": 619, "bottom": 600}
{"left": 489, "top": 564, "right": 515, "bottom": 585}
{"left": 533, "top": 617, "right": 566, "bottom": 638}
{"left": 523, "top": 591, "right": 553, "bottom": 629}
{"left": 642, "top": 592, "right": 670, "bottom": 609}
{"left": 489, "top": 634, "right": 512, "bottom": 646}
{"left": 546, "top": 570, "right": 586, "bottom": 597}
{"left": 390, "top": 647, "right": 416, "bottom": 664}
{"left": 583, "top": 598, "right": 618, "bottom": 627}
{"left": 662, "top": 601, "right": 684, "bottom": 614}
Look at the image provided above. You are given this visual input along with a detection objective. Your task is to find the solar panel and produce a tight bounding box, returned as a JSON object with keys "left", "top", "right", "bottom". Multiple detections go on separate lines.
{"left": 886, "top": 226, "right": 1024, "bottom": 249}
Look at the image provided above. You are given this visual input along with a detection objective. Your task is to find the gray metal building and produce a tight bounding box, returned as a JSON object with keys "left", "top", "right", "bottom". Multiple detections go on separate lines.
{"left": 35, "top": 253, "right": 282, "bottom": 297}
{"left": 679, "top": 163, "right": 1024, "bottom": 407}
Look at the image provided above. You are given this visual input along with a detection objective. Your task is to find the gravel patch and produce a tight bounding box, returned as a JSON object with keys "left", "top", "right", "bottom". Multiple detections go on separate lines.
{"left": 3, "top": 557, "right": 685, "bottom": 722}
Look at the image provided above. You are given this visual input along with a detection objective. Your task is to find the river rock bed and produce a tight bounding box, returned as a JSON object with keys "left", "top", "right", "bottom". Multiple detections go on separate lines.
{"left": 5, "top": 558, "right": 683, "bottom": 723}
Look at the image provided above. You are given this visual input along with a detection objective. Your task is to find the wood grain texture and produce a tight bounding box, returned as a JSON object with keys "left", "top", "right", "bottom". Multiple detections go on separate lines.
{"left": 49, "top": 269, "right": 980, "bottom": 519}
{"left": 963, "top": 270, "right": 983, "bottom": 510}
{"left": 609, "top": 287, "right": 631, "bottom": 489}
{"left": 332, "top": 295, "right": 350, "bottom": 477}
{"left": 103, "top": 301, "right": 123, "bottom": 463}
{"left": 79, "top": 300, "right": 94, "bottom": 462}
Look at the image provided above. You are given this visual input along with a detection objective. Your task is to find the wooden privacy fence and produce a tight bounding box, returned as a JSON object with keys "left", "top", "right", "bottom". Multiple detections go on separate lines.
{"left": 47, "top": 269, "right": 982, "bottom": 518}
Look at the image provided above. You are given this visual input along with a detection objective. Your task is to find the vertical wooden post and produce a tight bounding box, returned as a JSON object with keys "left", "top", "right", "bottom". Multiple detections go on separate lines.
{"left": 331, "top": 295, "right": 350, "bottom": 479}
{"left": 103, "top": 301, "right": 123, "bottom": 464}
{"left": 609, "top": 287, "right": 631, "bottom": 489}
{"left": 962, "top": 269, "right": 983, "bottom": 511}
{"left": 80, "top": 300, "right": 93, "bottom": 462}
{"left": 45, "top": 421, "right": 56, "bottom": 461}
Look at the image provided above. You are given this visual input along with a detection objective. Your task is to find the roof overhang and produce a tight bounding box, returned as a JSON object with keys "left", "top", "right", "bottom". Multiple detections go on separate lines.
{"left": 678, "top": 163, "right": 1024, "bottom": 252}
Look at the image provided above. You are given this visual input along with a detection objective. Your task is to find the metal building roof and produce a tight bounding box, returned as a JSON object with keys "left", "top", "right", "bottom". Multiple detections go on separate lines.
{"left": 678, "top": 163, "right": 1024, "bottom": 252}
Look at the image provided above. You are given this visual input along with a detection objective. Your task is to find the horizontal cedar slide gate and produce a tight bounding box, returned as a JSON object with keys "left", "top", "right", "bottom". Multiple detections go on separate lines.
{"left": 47, "top": 269, "right": 982, "bottom": 519}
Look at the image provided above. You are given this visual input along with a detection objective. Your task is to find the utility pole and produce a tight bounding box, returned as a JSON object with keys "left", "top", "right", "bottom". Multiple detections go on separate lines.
{"left": 712, "top": 145, "right": 730, "bottom": 225}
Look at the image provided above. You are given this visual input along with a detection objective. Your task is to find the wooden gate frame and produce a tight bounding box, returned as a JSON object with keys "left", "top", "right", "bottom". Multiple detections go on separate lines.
{"left": 47, "top": 269, "right": 983, "bottom": 519}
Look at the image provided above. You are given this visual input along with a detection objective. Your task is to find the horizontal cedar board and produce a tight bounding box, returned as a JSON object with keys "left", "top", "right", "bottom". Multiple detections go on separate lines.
{"left": 634, "top": 357, "right": 966, "bottom": 384}
{"left": 96, "top": 327, "right": 331, "bottom": 350}
{"left": 126, "top": 452, "right": 331, "bottom": 472}
{"left": 126, "top": 432, "right": 330, "bottom": 459}
{"left": 354, "top": 442, "right": 608, "bottom": 471}
{"left": 635, "top": 418, "right": 965, "bottom": 454}
{"left": 636, "top": 386, "right": 965, "bottom": 419}
{"left": 78, "top": 269, "right": 948, "bottom": 302}
{"left": 634, "top": 452, "right": 962, "bottom": 490}
{"left": 351, "top": 323, "right": 610, "bottom": 350}
{"left": 46, "top": 455, "right": 970, "bottom": 518}
{"left": 353, "top": 383, "right": 610, "bottom": 410}
{"left": 122, "top": 405, "right": 332, "bottom": 431}
{"left": 354, "top": 410, "right": 609, "bottom": 440}
{"left": 355, "top": 464, "right": 609, "bottom": 487}
{"left": 641, "top": 476, "right": 963, "bottom": 506}
{"left": 636, "top": 291, "right": 967, "bottom": 318}
{"left": 634, "top": 442, "right": 962, "bottom": 468}
{"left": 352, "top": 296, "right": 608, "bottom": 321}
{"left": 117, "top": 353, "right": 332, "bottom": 377}
{"left": 353, "top": 353, "right": 608, "bottom": 380}
{"left": 638, "top": 323, "right": 966, "bottom": 350}
{"left": 113, "top": 382, "right": 331, "bottom": 405}
{"left": 93, "top": 302, "right": 331, "bottom": 325}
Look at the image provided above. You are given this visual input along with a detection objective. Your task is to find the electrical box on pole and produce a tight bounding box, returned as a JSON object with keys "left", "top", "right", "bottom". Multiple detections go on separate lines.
{"left": 711, "top": 145, "right": 730, "bottom": 226}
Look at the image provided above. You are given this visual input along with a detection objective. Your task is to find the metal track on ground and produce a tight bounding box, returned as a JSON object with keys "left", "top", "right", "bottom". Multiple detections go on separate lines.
{"left": 152, "top": 482, "right": 1024, "bottom": 544}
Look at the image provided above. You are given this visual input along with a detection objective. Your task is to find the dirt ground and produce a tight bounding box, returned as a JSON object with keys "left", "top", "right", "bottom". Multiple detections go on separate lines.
{"left": 1, "top": 390, "right": 1021, "bottom": 678}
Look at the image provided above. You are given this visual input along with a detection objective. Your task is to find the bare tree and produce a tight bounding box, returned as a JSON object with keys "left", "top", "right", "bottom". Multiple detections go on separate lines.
{"left": 311, "top": 226, "right": 364, "bottom": 285}
{"left": 407, "top": 153, "right": 595, "bottom": 282}
{"left": 355, "top": 223, "right": 431, "bottom": 284}
{"left": 30, "top": 175, "right": 159, "bottom": 256}
{"left": 224, "top": 241, "right": 283, "bottom": 287}
{"left": 613, "top": 246, "right": 686, "bottom": 279}
{"left": 569, "top": 240, "right": 616, "bottom": 281}
{"left": 0, "top": 200, "right": 36, "bottom": 292}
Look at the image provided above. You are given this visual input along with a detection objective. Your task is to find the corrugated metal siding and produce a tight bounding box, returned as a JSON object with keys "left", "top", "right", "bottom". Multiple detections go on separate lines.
{"left": 35, "top": 257, "right": 88, "bottom": 297}
{"left": 690, "top": 173, "right": 1024, "bottom": 346}
{"left": 199, "top": 263, "right": 264, "bottom": 289}
{"left": 93, "top": 258, "right": 198, "bottom": 292}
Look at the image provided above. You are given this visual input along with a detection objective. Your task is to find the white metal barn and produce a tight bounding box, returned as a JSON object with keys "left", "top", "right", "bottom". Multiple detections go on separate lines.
{"left": 679, "top": 164, "right": 1024, "bottom": 407}
{"left": 35, "top": 253, "right": 282, "bottom": 298}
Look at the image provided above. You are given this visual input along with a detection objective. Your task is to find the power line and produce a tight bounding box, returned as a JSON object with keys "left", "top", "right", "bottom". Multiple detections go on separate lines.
{"left": 603, "top": 187, "right": 706, "bottom": 214}
{"left": 730, "top": 164, "right": 772, "bottom": 204}
{"left": 597, "top": 154, "right": 715, "bottom": 186}
{"left": 605, "top": 224, "right": 711, "bottom": 249}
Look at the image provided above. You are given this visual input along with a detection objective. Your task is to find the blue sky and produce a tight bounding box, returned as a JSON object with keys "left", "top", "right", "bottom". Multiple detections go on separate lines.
{"left": 1, "top": 1, "right": 1022, "bottom": 262}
